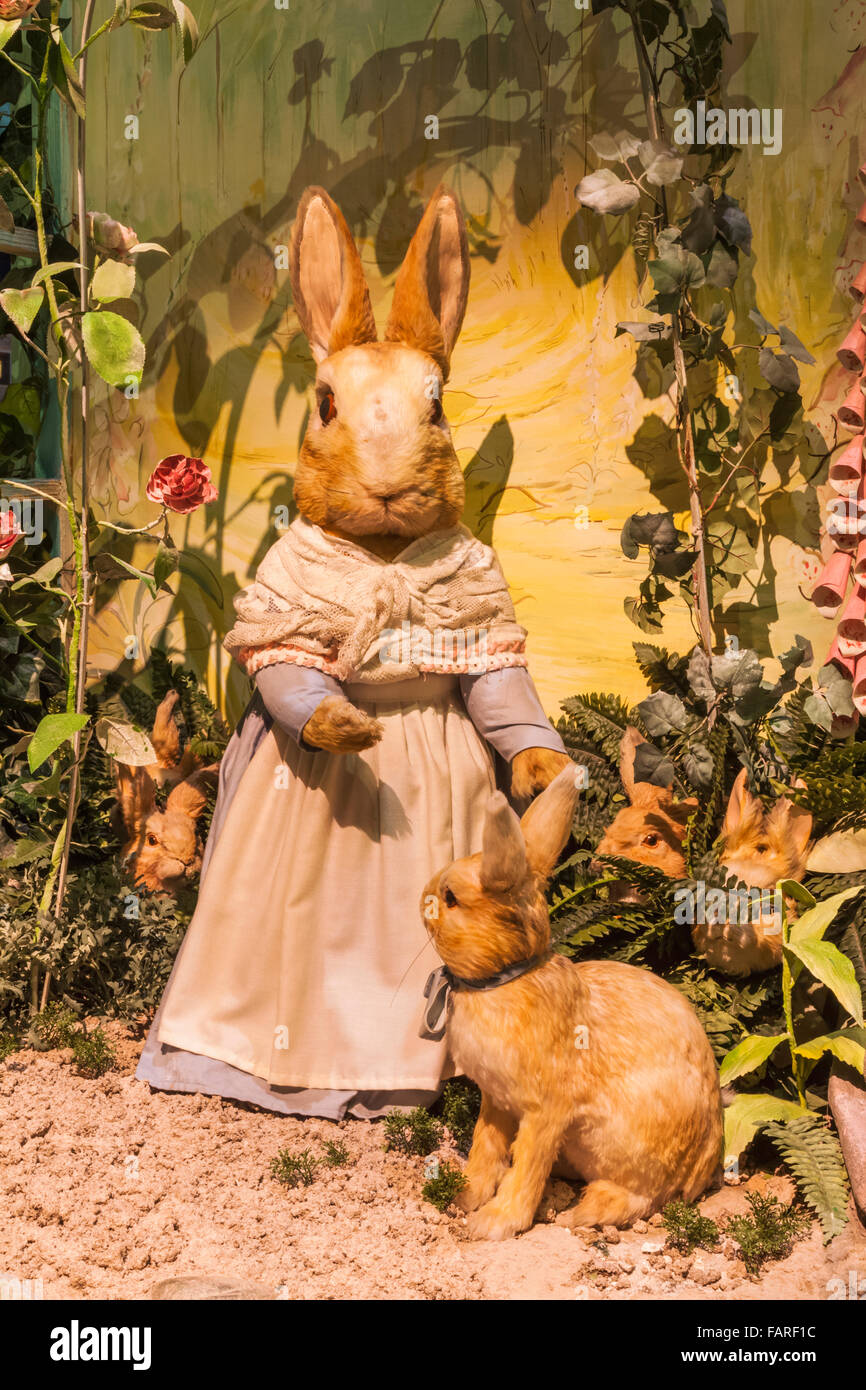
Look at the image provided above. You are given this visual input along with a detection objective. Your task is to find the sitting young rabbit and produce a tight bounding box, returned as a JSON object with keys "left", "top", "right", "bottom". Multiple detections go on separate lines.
{"left": 592, "top": 727, "right": 698, "bottom": 891}
{"left": 421, "top": 764, "right": 722, "bottom": 1240}
{"left": 595, "top": 728, "right": 813, "bottom": 975}
{"left": 692, "top": 768, "right": 813, "bottom": 976}
{"left": 115, "top": 690, "right": 219, "bottom": 894}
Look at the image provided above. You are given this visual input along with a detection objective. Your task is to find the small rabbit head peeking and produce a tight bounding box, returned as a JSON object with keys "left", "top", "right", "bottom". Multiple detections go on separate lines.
{"left": 290, "top": 186, "right": 469, "bottom": 554}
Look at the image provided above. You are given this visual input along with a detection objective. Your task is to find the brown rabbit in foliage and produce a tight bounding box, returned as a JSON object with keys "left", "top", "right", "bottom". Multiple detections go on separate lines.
{"left": 592, "top": 727, "right": 698, "bottom": 896}
{"left": 115, "top": 691, "right": 220, "bottom": 894}
{"left": 594, "top": 728, "right": 812, "bottom": 975}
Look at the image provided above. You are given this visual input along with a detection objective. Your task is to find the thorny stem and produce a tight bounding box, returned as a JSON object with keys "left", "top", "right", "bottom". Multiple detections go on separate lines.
{"left": 626, "top": 0, "right": 713, "bottom": 657}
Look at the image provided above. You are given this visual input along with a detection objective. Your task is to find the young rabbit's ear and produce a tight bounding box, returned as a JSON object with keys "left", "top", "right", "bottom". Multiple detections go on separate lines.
{"left": 619, "top": 726, "right": 647, "bottom": 804}
{"left": 150, "top": 689, "right": 181, "bottom": 769}
{"left": 722, "top": 767, "right": 764, "bottom": 840}
{"left": 116, "top": 764, "right": 157, "bottom": 839}
{"left": 767, "top": 797, "right": 813, "bottom": 859}
{"left": 480, "top": 791, "right": 527, "bottom": 892}
{"left": 384, "top": 185, "right": 470, "bottom": 378}
{"left": 290, "top": 186, "right": 377, "bottom": 362}
{"left": 520, "top": 764, "right": 581, "bottom": 881}
{"left": 166, "top": 765, "right": 219, "bottom": 821}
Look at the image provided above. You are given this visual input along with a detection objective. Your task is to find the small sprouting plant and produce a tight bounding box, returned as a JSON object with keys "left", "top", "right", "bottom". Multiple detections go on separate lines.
{"left": 661, "top": 1200, "right": 720, "bottom": 1255}
{"left": 71, "top": 1027, "right": 116, "bottom": 1079}
{"left": 440, "top": 1079, "right": 480, "bottom": 1155}
{"left": 422, "top": 1160, "right": 466, "bottom": 1212}
{"left": 34, "top": 1002, "right": 78, "bottom": 1050}
{"left": 321, "top": 1139, "right": 350, "bottom": 1168}
{"left": 0, "top": 1030, "right": 17, "bottom": 1062}
{"left": 725, "top": 1192, "right": 810, "bottom": 1274}
{"left": 270, "top": 1147, "right": 319, "bottom": 1189}
{"left": 382, "top": 1106, "right": 443, "bottom": 1157}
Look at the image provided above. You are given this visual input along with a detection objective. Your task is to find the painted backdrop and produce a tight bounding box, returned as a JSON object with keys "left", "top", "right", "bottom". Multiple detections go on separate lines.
{"left": 82, "top": 0, "right": 866, "bottom": 723}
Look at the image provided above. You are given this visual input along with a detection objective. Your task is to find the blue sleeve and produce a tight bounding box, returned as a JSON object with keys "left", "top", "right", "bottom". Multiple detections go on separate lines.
{"left": 459, "top": 667, "right": 566, "bottom": 762}
{"left": 255, "top": 664, "right": 342, "bottom": 747}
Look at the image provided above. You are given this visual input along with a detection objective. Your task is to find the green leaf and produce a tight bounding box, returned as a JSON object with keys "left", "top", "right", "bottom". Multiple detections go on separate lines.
{"left": 30, "top": 261, "right": 84, "bottom": 288}
{"left": 648, "top": 242, "right": 706, "bottom": 296}
{"left": 129, "top": 3, "right": 176, "bottom": 30}
{"left": 0, "top": 286, "right": 44, "bottom": 334}
{"left": 11, "top": 556, "right": 63, "bottom": 589}
{"left": 788, "top": 886, "right": 863, "bottom": 945}
{"left": 704, "top": 238, "right": 738, "bottom": 289}
{"left": 94, "top": 552, "right": 158, "bottom": 597}
{"left": 0, "top": 192, "right": 14, "bottom": 234}
{"left": 795, "top": 1026, "right": 866, "bottom": 1074}
{"left": 719, "top": 1032, "right": 788, "bottom": 1086}
{"left": 27, "top": 712, "right": 89, "bottom": 773}
{"left": 0, "top": 20, "right": 21, "bottom": 52}
{"left": 0, "top": 835, "right": 51, "bottom": 868}
{"left": 764, "top": 1115, "right": 849, "bottom": 1242}
{"left": 785, "top": 938, "right": 864, "bottom": 1025}
{"left": 82, "top": 311, "right": 145, "bottom": 388}
{"left": 723, "top": 1093, "right": 809, "bottom": 1163}
{"left": 777, "top": 878, "right": 816, "bottom": 911}
{"left": 576, "top": 169, "right": 641, "bottom": 215}
{"left": 637, "top": 690, "right": 689, "bottom": 736}
{"left": 94, "top": 716, "right": 156, "bottom": 766}
{"left": 638, "top": 139, "right": 683, "bottom": 186}
{"left": 153, "top": 541, "right": 178, "bottom": 592}
{"left": 126, "top": 241, "right": 169, "bottom": 257}
{"left": 171, "top": 0, "right": 199, "bottom": 63}
{"left": 777, "top": 325, "right": 815, "bottom": 366}
{"left": 48, "top": 34, "right": 86, "bottom": 119}
{"left": 759, "top": 347, "right": 800, "bottom": 394}
{"left": 91, "top": 259, "right": 136, "bottom": 304}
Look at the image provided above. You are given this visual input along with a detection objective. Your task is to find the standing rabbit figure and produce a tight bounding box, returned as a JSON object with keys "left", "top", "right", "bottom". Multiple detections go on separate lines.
{"left": 136, "top": 186, "right": 569, "bottom": 1118}
{"left": 421, "top": 765, "right": 722, "bottom": 1240}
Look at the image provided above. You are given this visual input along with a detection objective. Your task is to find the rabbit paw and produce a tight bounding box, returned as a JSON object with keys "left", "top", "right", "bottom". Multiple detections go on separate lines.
{"left": 454, "top": 1175, "right": 500, "bottom": 1214}
{"left": 464, "top": 1199, "right": 528, "bottom": 1242}
{"left": 302, "top": 696, "right": 384, "bottom": 753}
{"left": 510, "top": 747, "right": 572, "bottom": 803}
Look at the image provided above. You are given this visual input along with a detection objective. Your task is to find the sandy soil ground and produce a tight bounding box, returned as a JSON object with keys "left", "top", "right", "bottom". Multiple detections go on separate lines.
{"left": 1, "top": 1020, "right": 864, "bottom": 1302}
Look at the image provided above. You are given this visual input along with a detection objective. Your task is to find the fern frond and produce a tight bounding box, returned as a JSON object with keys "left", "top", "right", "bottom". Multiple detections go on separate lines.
{"left": 764, "top": 1115, "right": 850, "bottom": 1242}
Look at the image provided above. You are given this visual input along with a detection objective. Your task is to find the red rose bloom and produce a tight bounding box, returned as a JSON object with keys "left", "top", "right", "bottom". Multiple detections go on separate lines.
{"left": 146, "top": 456, "right": 218, "bottom": 515}
{"left": 0, "top": 508, "right": 21, "bottom": 557}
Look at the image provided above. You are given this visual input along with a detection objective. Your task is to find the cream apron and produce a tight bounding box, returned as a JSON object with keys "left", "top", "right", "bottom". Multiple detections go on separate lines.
{"left": 156, "top": 675, "right": 496, "bottom": 1091}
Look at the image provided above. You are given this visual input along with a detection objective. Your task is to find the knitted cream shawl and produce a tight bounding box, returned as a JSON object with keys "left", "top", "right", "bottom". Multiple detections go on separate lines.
{"left": 224, "top": 518, "right": 528, "bottom": 683}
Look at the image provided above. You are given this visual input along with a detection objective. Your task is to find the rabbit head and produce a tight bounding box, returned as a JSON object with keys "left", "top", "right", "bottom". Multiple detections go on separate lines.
{"left": 289, "top": 185, "right": 470, "bottom": 545}
{"left": 718, "top": 768, "right": 813, "bottom": 888}
{"left": 592, "top": 727, "right": 698, "bottom": 888}
{"left": 421, "top": 764, "right": 582, "bottom": 978}
{"left": 117, "top": 765, "right": 218, "bottom": 894}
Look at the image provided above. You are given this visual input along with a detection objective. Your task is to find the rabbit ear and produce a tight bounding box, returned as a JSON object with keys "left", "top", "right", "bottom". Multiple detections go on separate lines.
{"left": 722, "top": 767, "right": 763, "bottom": 839}
{"left": 619, "top": 726, "right": 647, "bottom": 804}
{"left": 166, "top": 765, "right": 219, "bottom": 821}
{"left": 116, "top": 764, "right": 157, "bottom": 838}
{"left": 150, "top": 689, "right": 181, "bottom": 769}
{"left": 290, "top": 186, "right": 377, "bottom": 363}
{"left": 384, "top": 185, "right": 470, "bottom": 379}
{"left": 480, "top": 792, "right": 527, "bottom": 892}
{"left": 768, "top": 797, "right": 813, "bottom": 858}
{"left": 520, "top": 763, "right": 581, "bottom": 881}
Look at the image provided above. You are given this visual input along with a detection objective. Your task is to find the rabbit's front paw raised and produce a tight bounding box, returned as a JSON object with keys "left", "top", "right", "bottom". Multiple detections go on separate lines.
{"left": 510, "top": 747, "right": 572, "bottom": 803}
{"left": 302, "top": 696, "right": 384, "bottom": 753}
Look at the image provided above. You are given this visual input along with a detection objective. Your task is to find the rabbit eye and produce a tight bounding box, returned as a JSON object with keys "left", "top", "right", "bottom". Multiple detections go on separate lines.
{"left": 146, "top": 833, "right": 158, "bottom": 846}
{"left": 642, "top": 833, "right": 660, "bottom": 848}
{"left": 443, "top": 887, "right": 457, "bottom": 908}
{"left": 756, "top": 843, "right": 769, "bottom": 854}
{"left": 319, "top": 390, "right": 336, "bottom": 425}
{"left": 429, "top": 396, "right": 443, "bottom": 425}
